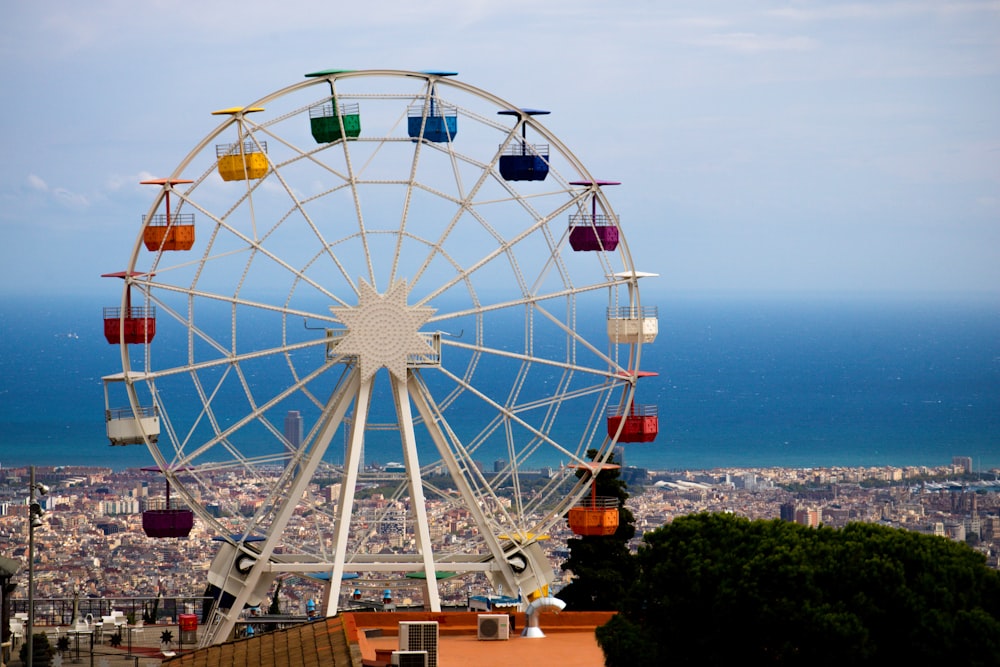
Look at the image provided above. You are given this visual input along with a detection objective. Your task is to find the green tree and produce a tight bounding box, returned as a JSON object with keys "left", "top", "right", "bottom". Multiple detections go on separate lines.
{"left": 557, "top": 450, "right": 637, "bottom": 611}
{"left": 594, "top": 614, "right": 658, "bottom": 667}
{"left": 18, "top": 633, "right": 53, "bottom": 667}
{"left": 598, "top": 513, "right": 1000, "bottom": 666}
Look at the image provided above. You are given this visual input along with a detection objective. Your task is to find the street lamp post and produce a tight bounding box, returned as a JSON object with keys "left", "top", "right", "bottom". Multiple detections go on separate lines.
{"left": 26, "top": 466, "right": 48, "bottom": 667}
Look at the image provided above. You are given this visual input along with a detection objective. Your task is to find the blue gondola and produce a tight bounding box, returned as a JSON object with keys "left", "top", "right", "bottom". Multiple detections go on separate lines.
{"left": 408, "top": 71, "right": 458, "bottom": 143}
{"left": 497, "top": 109, "right": 551, "bottom": 181}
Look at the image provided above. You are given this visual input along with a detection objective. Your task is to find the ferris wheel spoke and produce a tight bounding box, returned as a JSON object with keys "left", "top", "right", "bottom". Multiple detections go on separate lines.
{"left": 406, "top": 140, "right": 509, "bottom": 290}
{"left": 408, "top": 372, "right": 529, "bottom": 543}
{"left": 251, "top": 151, "right": 363, "bottom": 286}
{"left": 441, "top": 337, "right": 619, "bottom": 383}
{"left": 426, "top": 278, "right": 606, "bottom": 324}
{"left": 172, "top": 350, "right": 341, "bottom": 465}
{"left": 142, "top": 271, "right": 343, "bottom": 327}
{"left": 430, "top": 361, "right": 603, "bottom": 466}
{"left": 161, "top": 194, "right": 354, "bottom": 305}
{"left": 137, "top": 335, "right": 329, "bottom": 383}
{"left": 412, "top": 199, "right": 585, "bottom": 309}
{"left": 172, "top": 362, "right": 237, "bottom": 461}
{"left": 433, "top": 332, "right": 623, "bottom": 456}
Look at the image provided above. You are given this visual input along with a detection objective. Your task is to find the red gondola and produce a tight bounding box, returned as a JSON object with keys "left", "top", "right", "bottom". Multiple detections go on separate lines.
{"left": 607, "top": 403, "right": 659, "bottom": 443}
{"left": 607, "top": 371, "right": 659, "bottom": 443}
{"left": 102, "top": 272, "right": 155, "bottom": 345}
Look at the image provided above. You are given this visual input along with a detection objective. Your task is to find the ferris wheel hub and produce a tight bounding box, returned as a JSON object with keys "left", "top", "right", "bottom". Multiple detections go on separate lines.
{"left": 329, "top": 279, "right": 436, "bottom": 382}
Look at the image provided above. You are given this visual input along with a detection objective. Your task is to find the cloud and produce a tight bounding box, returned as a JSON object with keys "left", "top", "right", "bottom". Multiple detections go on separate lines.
{"left": 106, "top": 172, "right": 156, "bottom": 193}
{"left": 2, "top": 1, "right": 997, "bottom": 295}
{"left": 669, "top": 15, "right": 733, "bottom": 30}
{"left": 51, "top": 187, "right": 91, "bottom": 210}
{"left": 25, "top": 173, "right": 91, "bottom": 210}
{"left": 768, "top": 1, "right": 1000, "bottom": 22}
{"left": 4, "top": 0, "right": 552, "bottom": 62}
{"left": 28, "top": 174, "right": 48, "bottom": 191}
{"left": 25, "top": 171, "right": 162, "bottom": 217}
{"left": 688, "top": 32, "right": 819, "bottom": 53}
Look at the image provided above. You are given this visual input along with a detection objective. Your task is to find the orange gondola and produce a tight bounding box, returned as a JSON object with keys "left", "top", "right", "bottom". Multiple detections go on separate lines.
{"left": 567, "top": 463, "right": 621, "bottom": 536}
{"left": 141, "top": 179, "right": 195, "bottom": 251}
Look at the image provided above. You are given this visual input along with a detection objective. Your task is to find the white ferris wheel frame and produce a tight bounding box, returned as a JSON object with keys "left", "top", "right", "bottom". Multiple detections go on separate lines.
{"left": 108, "top": 69, "right": 654, "bottom": 645}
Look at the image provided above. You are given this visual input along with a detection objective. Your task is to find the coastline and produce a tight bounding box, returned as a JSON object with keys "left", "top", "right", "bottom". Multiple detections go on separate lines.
{"left": 2, "top": 459, "right": 995, "bottom": 482}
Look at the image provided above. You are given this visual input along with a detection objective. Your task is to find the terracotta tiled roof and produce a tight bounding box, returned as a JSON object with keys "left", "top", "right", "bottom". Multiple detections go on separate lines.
{"left": 164, "top": 616, "right": 358, "bottom": 667}
{"left": 164, "top": 611, "right": 610, "bottom": 667}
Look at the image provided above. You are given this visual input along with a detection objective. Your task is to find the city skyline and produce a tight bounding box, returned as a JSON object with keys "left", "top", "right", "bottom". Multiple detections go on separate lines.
{"left": 2, "top": 458, "right": 998, "bottom": 611}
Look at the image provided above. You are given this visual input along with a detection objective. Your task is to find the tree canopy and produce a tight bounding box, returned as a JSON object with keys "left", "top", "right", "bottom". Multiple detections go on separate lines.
{"left": 597, "top": 512, "right": 1000, "bottom": 666}
{"left": 557, "top": 451, "right": 637, "bottom": 611}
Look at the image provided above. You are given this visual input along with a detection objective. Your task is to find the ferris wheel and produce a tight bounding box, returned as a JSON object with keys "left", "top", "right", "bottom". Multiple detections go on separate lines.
{"left": 101, "top": 69, "right": 658, "bottom": 644}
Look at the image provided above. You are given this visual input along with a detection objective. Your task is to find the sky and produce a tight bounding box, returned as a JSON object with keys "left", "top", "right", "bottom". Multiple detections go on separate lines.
{"left": 1, "top": 1, "right": 998, "bottom": 300}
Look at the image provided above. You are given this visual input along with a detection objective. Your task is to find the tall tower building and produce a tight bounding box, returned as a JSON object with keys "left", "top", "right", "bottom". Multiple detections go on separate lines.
{"left": 284, "top": 410, "right": 304, "bottom": 448}
{"left": 285, "top": 410, "right": 306, "bottom": 480}
{"left": 952, "top": 456, "right": 973, "bottom": 474}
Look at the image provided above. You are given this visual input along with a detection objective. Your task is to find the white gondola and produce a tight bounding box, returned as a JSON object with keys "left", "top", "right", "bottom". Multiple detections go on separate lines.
{"left": 102, "top": 372, "right": 159, "bottom": 445}
{"left": 607, "top": 305, "right": 659, "bottom": 344}
{"left": 607, "top": 271, "right": 659, "bottom": 344}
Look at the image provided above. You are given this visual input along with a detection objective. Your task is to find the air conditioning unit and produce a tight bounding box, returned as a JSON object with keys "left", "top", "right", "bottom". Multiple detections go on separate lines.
{"left": 399, "top": 621, "right": 438, "bottom": 667}
{"left": 392, "top": 651, "right": 428, "bottom": 667}
{"left": 477, "top": 614, "right": 510, "bottom": 640}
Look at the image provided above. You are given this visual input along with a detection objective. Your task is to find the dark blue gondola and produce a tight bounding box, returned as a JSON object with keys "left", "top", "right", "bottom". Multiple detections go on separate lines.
{"left": 497, "top": 109, "right": 551, "bottom": 181}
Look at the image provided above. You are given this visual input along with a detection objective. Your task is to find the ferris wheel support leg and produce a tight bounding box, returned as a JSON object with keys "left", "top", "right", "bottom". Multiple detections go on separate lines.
{"left": 325, "top": 370, "right": 370, "bottom": 618}
{"left": 319, "top": 576, "right": 334, "bottom": 617}
{"left": 393, "top": 372, "right": 441, "bottom": 612}
{"left": 206, "top": 370, "right": 358, "bottom": 645}
{"left": 408, "top": 374, "right": 521, "bottom": 596}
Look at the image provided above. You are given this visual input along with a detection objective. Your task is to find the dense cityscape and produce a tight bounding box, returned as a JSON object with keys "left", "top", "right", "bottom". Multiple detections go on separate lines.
{"left": 2, "top": 455, "right": 998, "bottom": 618}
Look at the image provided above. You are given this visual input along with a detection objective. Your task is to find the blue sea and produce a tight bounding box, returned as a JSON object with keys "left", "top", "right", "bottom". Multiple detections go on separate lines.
{"left": 1, "top": 292, "right": 998, "bottom": 472}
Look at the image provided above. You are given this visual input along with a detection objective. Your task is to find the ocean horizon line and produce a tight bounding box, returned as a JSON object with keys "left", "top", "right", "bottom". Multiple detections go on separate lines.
{"left": 2, "top": 455, "right": 997, "bottom": 476}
